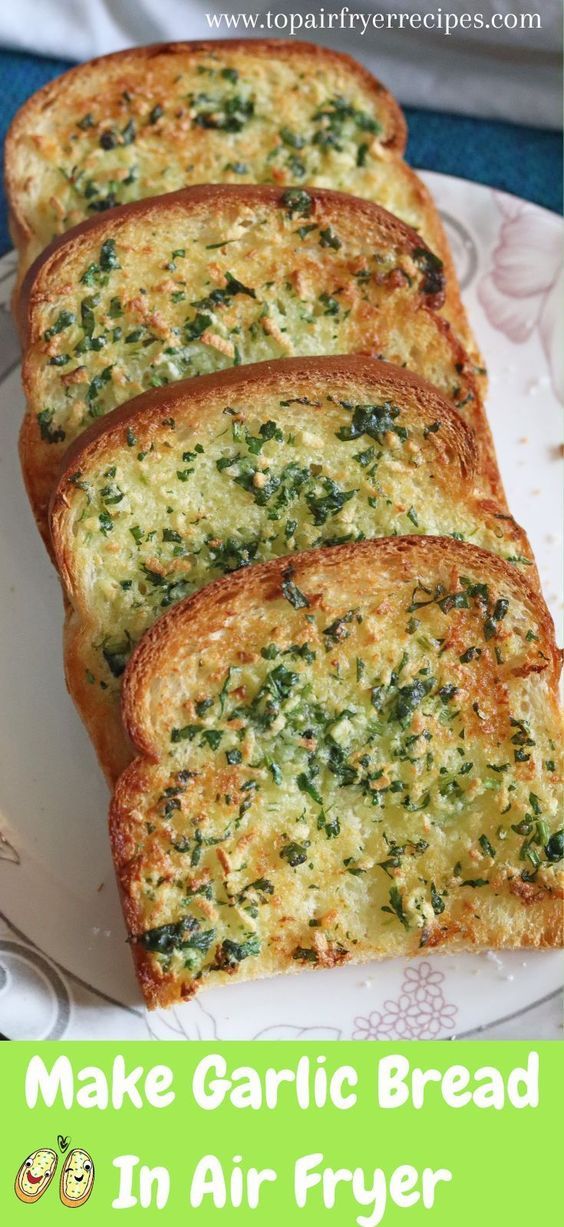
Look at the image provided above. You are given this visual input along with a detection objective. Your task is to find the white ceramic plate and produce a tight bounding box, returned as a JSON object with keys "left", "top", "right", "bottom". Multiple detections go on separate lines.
{"left": 0, "top": 172, "right": 562, "bottom": 1041}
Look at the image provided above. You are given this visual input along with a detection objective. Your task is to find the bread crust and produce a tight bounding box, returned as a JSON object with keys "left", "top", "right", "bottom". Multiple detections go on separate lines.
{"left": 52, "top": 353, "right": 476, "bottom": 492}
{"left": 110, "top": 537, "right": 562, "bottom": 1008}
{"left": 19, "top": 183, "right": 501, "bottom": 550}
{"left": 49, "top": 356, "right": 533, "bottom": 783}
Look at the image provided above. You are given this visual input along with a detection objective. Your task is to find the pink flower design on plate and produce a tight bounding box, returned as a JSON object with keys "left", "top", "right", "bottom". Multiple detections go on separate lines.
{"left": 406, "top": 997, "right": 457, "bottom": 1038}
{"left": 478, "top": 192, "right": 563, "bottom": 403}
{"left": 402, "top": 961, "right": 444, "bottom": 1004}
{"left": 352, "top": 961, "right": 458, "bottom": 1040}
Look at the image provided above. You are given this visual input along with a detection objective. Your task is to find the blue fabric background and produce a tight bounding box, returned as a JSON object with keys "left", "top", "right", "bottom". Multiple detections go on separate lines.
{"left": 0, "top": 47, "right": 561, "bottom": 255}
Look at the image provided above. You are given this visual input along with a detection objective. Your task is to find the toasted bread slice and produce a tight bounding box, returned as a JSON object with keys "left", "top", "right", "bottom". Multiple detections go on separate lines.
{"left": 111, "top": 536, "right": 563, "bottom": 1009}
{"left": 20, "top": 184, "right": 499, "bottom": 546}
{"left": 51, "top": 356, "right": 534, "bottom": 783}
{"left": 5, "top": 38, "right": 474, "bottom": 357}
{"left": 6, "top": 39, "right": 406, "bottom": 261}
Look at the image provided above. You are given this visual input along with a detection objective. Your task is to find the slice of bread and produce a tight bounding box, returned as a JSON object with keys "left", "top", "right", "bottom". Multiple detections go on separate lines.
{"left": 51, "top": 356, "right": 534, "bottom": 784}
{"left": 20, "top": 184, "right": 499, "bottom": 546}
{"left": 6, "top": 39, "right": 406, "bottom": 262}
{"left": 111, "top": 536, "right": 563, "bottom": 1009}
{"left": 5, "top": 38, "right": 474, "bottom": 358}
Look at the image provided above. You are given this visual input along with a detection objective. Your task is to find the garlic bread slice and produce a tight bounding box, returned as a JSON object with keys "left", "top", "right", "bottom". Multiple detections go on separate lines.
{"left": 111, "top": 536, "right": 563, "bottom": 1009}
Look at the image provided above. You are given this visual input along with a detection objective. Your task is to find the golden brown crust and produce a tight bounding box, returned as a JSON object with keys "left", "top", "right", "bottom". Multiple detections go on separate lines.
{"left": 401, "top": 170, "right": 481, "bottom": 370}
{"left": 401, "top": 307, "right": 497, "bottom": 498}
{"left": 51, "top": 354, "right": 476, "bottom": 501}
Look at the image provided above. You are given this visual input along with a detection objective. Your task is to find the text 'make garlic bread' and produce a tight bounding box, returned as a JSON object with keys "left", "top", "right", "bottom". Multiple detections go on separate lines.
{"left": 5, "top": 38, "right": 475, "bottom": 358}
{"left": 51, "top": 357, "right": 534, "bottom": 783}
{"left": 21, "top": 184, "right": 498, "bottom": 544}
{"left": 111, "top": 537, "right": 563, "bottom": 1009}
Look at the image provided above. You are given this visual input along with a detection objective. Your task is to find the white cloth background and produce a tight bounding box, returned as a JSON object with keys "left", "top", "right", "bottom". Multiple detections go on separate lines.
{"left": 0, "top": 0, "right": 562, "bottom": 128}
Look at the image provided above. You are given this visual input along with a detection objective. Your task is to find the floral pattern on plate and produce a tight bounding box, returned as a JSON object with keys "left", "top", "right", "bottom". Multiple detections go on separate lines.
{"left": 352, "top": 962, "right": 458, "bottom": 1040}
{"left": 478, "top": 192, "right": 563, "bottom": 403}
